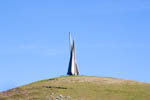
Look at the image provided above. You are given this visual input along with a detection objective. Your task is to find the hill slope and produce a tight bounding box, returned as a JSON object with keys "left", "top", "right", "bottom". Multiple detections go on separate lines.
{"left": 0, "top": 76, "right": 150, "bottom": 100}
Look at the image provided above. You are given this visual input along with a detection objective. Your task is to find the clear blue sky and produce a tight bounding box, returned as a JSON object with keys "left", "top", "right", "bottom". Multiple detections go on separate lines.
{"left": 0, "top": 0, "right": 150, "bottom": 92}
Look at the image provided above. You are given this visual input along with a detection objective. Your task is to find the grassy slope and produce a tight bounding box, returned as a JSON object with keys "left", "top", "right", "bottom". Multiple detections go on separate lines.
{"left": 0, "top": 76, "right": 150, "bottom": 100}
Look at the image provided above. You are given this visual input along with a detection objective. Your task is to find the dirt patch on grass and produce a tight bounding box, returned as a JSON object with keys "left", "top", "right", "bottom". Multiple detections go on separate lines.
{"left": 55, "top": 76, "right": 137, "bottom": 84}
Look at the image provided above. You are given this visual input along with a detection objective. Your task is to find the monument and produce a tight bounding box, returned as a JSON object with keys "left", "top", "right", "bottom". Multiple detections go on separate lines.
{"left": 67, "top": 32, "right": 79, "bottom": 75}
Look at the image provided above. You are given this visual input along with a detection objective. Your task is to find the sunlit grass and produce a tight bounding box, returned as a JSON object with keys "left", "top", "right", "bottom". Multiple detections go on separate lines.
{"left": 0, "top": 76, "right": 150, "bottom": 100}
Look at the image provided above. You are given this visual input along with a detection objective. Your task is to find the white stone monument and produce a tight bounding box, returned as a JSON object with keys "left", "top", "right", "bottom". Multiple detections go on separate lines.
{"left": 67, "top": 32, "right": 79, "bottom": 75}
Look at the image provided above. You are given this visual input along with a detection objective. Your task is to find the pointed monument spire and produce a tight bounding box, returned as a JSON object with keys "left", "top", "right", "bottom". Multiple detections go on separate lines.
{"left": 67, "top": 33, "right": 79, "bottom": 75}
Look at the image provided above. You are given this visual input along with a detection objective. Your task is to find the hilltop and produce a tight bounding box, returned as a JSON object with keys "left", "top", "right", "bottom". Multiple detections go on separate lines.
{"left": 0, "top": 76, "right": 150, "bottom": 100}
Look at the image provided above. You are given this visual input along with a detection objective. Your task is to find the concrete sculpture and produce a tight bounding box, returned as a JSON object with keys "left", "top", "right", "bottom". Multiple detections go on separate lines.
{"left": 67, "top": 32, "right": 79, "bottom": 75}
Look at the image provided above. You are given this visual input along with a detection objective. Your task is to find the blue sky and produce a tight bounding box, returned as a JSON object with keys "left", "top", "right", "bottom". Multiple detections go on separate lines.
{"left": 0, "top": 0, "right": 150, "bottom": 91}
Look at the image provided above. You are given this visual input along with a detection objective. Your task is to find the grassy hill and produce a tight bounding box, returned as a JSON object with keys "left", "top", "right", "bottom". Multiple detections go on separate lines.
{"left": 0, "top": 76, "right": 150, "bottom": 100}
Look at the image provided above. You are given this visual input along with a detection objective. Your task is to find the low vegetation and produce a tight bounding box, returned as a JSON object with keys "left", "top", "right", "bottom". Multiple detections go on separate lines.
{"left": 0, "top": 76, "right": 150, "bottom": 100}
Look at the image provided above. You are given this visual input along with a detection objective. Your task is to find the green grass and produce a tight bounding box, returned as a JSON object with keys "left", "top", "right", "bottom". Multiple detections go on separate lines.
{"left": 0, "top": 76, "right": 150, "bottom": 100}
